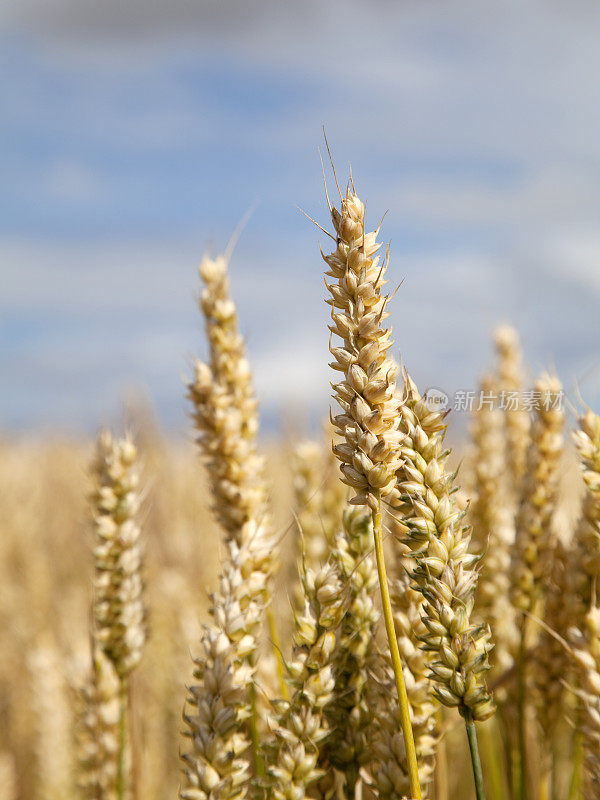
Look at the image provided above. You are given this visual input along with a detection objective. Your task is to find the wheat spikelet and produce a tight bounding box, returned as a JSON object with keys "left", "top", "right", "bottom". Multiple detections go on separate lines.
{"left": 91, "top": 431, "right": 145, "bottom": 679}
{"left": 180, "top": 527, "right": 268, "bottom": 799}
{"left": 180, "top": 619, "right": 253, "bottom": 800}
{"left": 187, "top": 253, "right": 275, "bottom": 604}
{"left": 572, "top": 409, "right": 600, "bottom": 627}
{"left": 199, "top": 254, "right": 257, "bottom": 432}
{"left": 493, "top": 325, "right": 530, "bottom": 491}
{"left": 75, "top": 650, "right": 121, "bottom": 800}
{"left": 292, "top": 437, "right": 347, "bottom": 616}
{"left": 323, "top": 506, "right": 379, "bottom": 794}
{"left": 183, "top": 252, "right": 278, "bottom": 796}
{"left": 189, "top": 253, "right": 269, "bottom": 547}
{"left": 267, "top": 562, "right": 344, "bottom": 800}
{"left": 571, "top": 606, "right": 600, "bottom": 798}
{"left": 324, "top": 186, "right": 403, "bottom": 511}
{"left": 533, "top": 541, "right": 574, "bottom": 748}
{"left": 393, "top": 372, "right": 494, "bottom": 722}
{"left": 510, "top": 373, "right": 564, "bottom": 619}
{"left": 468, "top": 373, "right": 506, "bottom": 555}
{"left": 468, "top": 372, "right": 517, "bottom": 683}
{"left": 293, "top": 441, "right": 333, "bottom": 574}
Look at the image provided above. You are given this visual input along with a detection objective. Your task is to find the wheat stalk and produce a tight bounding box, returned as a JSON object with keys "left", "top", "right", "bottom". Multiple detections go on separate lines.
{"left": 183, "top": 252, "right": 280, "bottom": 790}
{"left": 90, "top": 431, "right": 145, "bottom": 800}
{"left": 324, "top": 182, "right": 421, "bottom": 798}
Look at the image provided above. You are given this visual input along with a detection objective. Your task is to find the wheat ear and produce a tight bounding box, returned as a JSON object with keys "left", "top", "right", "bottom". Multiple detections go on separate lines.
{"left": 186, "top": 252, "right": 279, "bottom": 773}
{"left": 468, "top": 372, "right": 517, "bottom": 688}
{"left": 533, "top": 540, "right": 574, "bottom": 789}
{"left": 91, "top": 431, "right": 145, "bottom": 800}
{"left": 393, "top": 372, "right": 494, "bottom": 799}
{"left": 571, "top": 606, "right": 600, "bottom": 799}
{"left": 92, "top": 431, "right": 145, "bottom": 679}
{"left": 508, "top": 373, "right": 564, "bottom": 800}
{"left": 324, "top": 183, "right": 420, "bottom": 798}
{"left": 567, "top": 408, "right": 600, "bottom": 798}
{"left": 75, "top": 649, "right": 121, "bottom": 800}
{"left": 323, "top": 506, "right": 379, "bottom": 797}
{"left": 493, "top": 325, "right": 530, "bottom": 493}
{"left": 572, "top": 409, "right": 600, "bottom": 627}
{"left": 267, "top": 561, "right": 344, "bottom": 800}
{"left": 293, "top": 441, "right": 334, "bottom": 575}
{"left": 510, "top": 374, "right": 564, "bottom": 618}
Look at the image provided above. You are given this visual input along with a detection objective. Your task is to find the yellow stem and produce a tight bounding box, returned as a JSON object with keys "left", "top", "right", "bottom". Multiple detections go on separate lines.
{"left": 434, "top": 710, "right": 448, "bottom": 800}
{"left": 248, "top": 679, "right": 264, "bottom": 777}
{"left": 568, "top": 728, "right": 583, "bottom": 800}
{"left": 480, "top": 718, "right": 507, "bottom": 800}
{"left": 372, "top": 497, "right": 421, "bottom": 799}
{"left": 117, "top": 678, "right": 128, "bottom": 800}
{"left": 267, "top": 605, "right": 288, "bottom": 700}
{"left": 517, "top": 617, "right": 530, "bottom": 800}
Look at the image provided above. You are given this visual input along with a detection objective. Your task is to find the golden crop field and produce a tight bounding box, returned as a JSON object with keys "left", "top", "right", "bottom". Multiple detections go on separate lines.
{"left": 1, "top": 176, "right": 598, "bottom": 800}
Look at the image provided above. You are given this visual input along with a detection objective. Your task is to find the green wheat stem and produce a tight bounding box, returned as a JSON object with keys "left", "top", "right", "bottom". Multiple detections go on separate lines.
{"left": 464, "top": 708, "right": 487, "bottom": 800}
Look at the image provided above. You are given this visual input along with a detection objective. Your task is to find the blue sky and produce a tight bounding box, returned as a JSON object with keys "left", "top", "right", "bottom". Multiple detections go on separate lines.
{"left": 2, "top": 0, "right": 599, "bottom": 434}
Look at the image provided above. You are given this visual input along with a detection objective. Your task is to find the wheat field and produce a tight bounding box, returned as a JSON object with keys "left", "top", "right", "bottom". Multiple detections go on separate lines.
{"left": 1, "top": 175, "right": 598, "bottom": 800}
